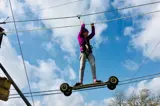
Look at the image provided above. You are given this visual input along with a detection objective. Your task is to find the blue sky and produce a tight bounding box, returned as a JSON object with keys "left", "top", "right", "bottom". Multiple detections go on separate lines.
{"left": 1, "top": 0, "right": 160, "bottom": 106}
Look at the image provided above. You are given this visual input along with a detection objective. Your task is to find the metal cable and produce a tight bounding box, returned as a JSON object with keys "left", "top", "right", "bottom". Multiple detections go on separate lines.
{"left": 4, "top": 0, "right": 160, "bottom": 23}
{"left": 3, "top": 9, "right": 160, "bottom": 34}
{"left": 9, "top": 74, "right": 160, "bottom": 99}
{"left": 8, "top": 0, "right": 35, "bottom": 105}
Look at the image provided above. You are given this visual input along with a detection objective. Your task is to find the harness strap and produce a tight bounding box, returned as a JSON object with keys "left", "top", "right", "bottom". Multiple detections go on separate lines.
{"left": 80, "top": 45, "right": 93, "bottom": 58}
{"left": 80, "top": 45, "right": 93, "bottom": 51}
{"left": 81, "top": 51, "right": 89, "bottom": 59}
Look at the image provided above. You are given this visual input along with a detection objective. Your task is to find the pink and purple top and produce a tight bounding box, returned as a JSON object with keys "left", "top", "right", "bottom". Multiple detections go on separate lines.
{"left": 77, "top": 24, "right": 95, "bottom": 53}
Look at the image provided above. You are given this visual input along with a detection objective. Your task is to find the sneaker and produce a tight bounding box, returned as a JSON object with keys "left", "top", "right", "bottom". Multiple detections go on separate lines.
{"left": 94, "top": 80, "right": 102, "bottom": 83}
{"left": 74, "top": 82, "right": 82, "bottom": 86}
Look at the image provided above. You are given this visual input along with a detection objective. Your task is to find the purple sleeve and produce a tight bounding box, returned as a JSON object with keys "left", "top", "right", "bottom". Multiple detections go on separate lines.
{"left": 78, "top": 24, "right": 85, "bottom": 38}
{"left": 88, "top": 26, "right": 95, "bottom": 39}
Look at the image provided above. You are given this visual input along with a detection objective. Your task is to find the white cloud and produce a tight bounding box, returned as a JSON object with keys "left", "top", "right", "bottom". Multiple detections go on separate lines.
{"left": 102, "top": 36, "right": 109, "bottom": 44}
{"left": 68, "top": 66, "right": 76, "bottom": 80}
{"left": 126, "top": 77, "right": 160, "bottom": 97}
{"left": 43, "top": 92, "right": 84, "bottom": 106}
{"left": 102, "top": 77, "right": 160, "bottom": 106}
{"left": 1, "top": 0, "right": 110, "bottom": 57}
{"left": 131, "top": 13, "right": 160, "bottom": 61}
{"left": 83, "top": 98, "right": 119, "bottom": 106}
{"left": 104, "top": 97, "right": 116, "bottom": 106}
{"left": 84, "top": 99, "right": 113, "bottom": 106}
{"left": 0, "top": 0, "right": 5, "bottom": 11}
{"left": 112, "top": 0, "right": 160, "bottom": 61}
{"left": 0, "top": 37, "right": 32, "bottom": 89}
{"left": 124, "top": 27, "right": 134, "bottom": 36}
{"left": 115, "top": 36, "right": 120, "bottom": 41}
{"left": 122, "top": 59, "right": 139, "bottom": 71}
{"left": 112, "top": 0, "right": 158, "bottom": 15}
{"left": 31, "top": 59, "right": 64, "bottom": 91}
{"left": 23, "top": 0, "right": 109, "bottom": 56}
{"left": 0, "top": 99, "right": 25, "bottom": 106}
{"left": 0, "top": 37, "right": 82, "bottom": 106}
{"left": 0, "top": 36, "right": 40, "bottom": 106}
{"left": 0, "top": 99, "right": 42, "bottom": 106}
{"left": 56, "top": 65, "right": 77, "bottom": 80}
{"left": 94, "top": 24, "right": 108, "bottom": 48}
{"left": 85, "top": 101, "right": 102, "bottom": 106}
{"left": 104, "top": 77, "right": 160, "bottom": 105}
{"left": 0, "top": 0, "right": 26, "bottom": 20}
{"left": 34, "top": 101, "right": 42, "bottom": 106}
{"left": 0, "top": 27, "right": 80, "bottom": 106}
{"left": 63, "top": 55, "right": 71, "bottom": 63}
{"left": 0, "top": 0, "right": 121, "bottom": 106}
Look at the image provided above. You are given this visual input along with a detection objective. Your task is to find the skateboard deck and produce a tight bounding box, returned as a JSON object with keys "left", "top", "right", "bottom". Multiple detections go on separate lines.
{"left": 60, "top": 76, "right": 119, "bottom": 96}
{"left": 72, "top": 81, "right": 109, "bottom": 90}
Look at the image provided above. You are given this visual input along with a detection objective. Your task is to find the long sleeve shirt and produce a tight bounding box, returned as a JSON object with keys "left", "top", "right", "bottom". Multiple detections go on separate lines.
{"left": 77, "top": 24, "right": 95, "bottom": 53}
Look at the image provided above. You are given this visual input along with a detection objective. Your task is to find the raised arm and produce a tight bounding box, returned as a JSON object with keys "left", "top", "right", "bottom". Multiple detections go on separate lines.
{"left": 88, "top": 23, "right": 95, "bottom": 39}
{"left": 78, "top": 22, "right": 85, "bottom": 38}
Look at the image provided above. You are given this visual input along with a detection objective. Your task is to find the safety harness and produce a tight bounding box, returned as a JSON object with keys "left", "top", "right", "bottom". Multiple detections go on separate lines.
{"left": 81, "top": 38, "right": 93, "bottom": 58}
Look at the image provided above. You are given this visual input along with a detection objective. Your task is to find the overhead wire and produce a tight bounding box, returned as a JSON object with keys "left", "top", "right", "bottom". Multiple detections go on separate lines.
{"left": 4, "top": 9, "right": 160, "bottom": 34}
{"left": 3, "top": 0, "right": 160, "bottom": 23}
{"left": 0, "top": 0, "right": 9, "bottom": 19}
{"left": 75, "top": 75, "right": 160, "bottom": 91}
{"left": 120, "top": 72, "right": 160, "bottom": 82}
{"left": 3, "top": 0, "right": 160, "bottom": 101}
{"left": 17, "top": 0, "right": 84, "bottom": 16}
{"left": 8, "top": 0, "right": 35, "bottom": 105}
{"left": 0, "top": 0, "right": 84, "bottom": 20}
{"left": 8, "top": 73, "right": 160, "bottom": 99}
{"left": 128, "top": 41, "right": 160, "bottom": 85}
{"left": 9, "top": 72, "right": 160, "bottom": 97}
{"left": 119, "top": 12, "right": 160, "bottom": 85}
{"left": 10, "top": 89, "right": 60, "bottom": 96}
{"left": 80, "top": 0, "right": 160, "bottom": 17}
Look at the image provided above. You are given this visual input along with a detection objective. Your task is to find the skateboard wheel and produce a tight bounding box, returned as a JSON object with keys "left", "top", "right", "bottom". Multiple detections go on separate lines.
{"left": 107, "top": 84, "right": 116, "bottom": 90}
{"left": 60, "top": 83, "right": 70, "bottom": 93}
{"left": 64, "top": 87, "right": 72, "bottom": 96}
{"left": 109, "top": 76, "right": 119, "bottom": 85}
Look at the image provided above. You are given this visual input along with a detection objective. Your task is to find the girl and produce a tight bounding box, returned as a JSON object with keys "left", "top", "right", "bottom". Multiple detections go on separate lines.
{"left": 75, "top": 21, "right": 102, "bottom": 86}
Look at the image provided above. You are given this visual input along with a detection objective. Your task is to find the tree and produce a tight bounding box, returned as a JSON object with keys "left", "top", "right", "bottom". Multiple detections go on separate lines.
{"left": 108, "top": 90, "right": 127, "bottom": 106}
{"left": 147, "top": 94, "right": 160, "bottom": 106}
{"left": 108, "top": 89, "right": 160, "bottom": 106}
{"left": 127, "top": 89, "right": 160, "bottom": 106}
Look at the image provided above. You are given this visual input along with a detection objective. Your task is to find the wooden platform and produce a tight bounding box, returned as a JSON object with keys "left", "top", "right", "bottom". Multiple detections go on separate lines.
{"left": 72, "top": 81, "right": 109, "bottom": 90}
